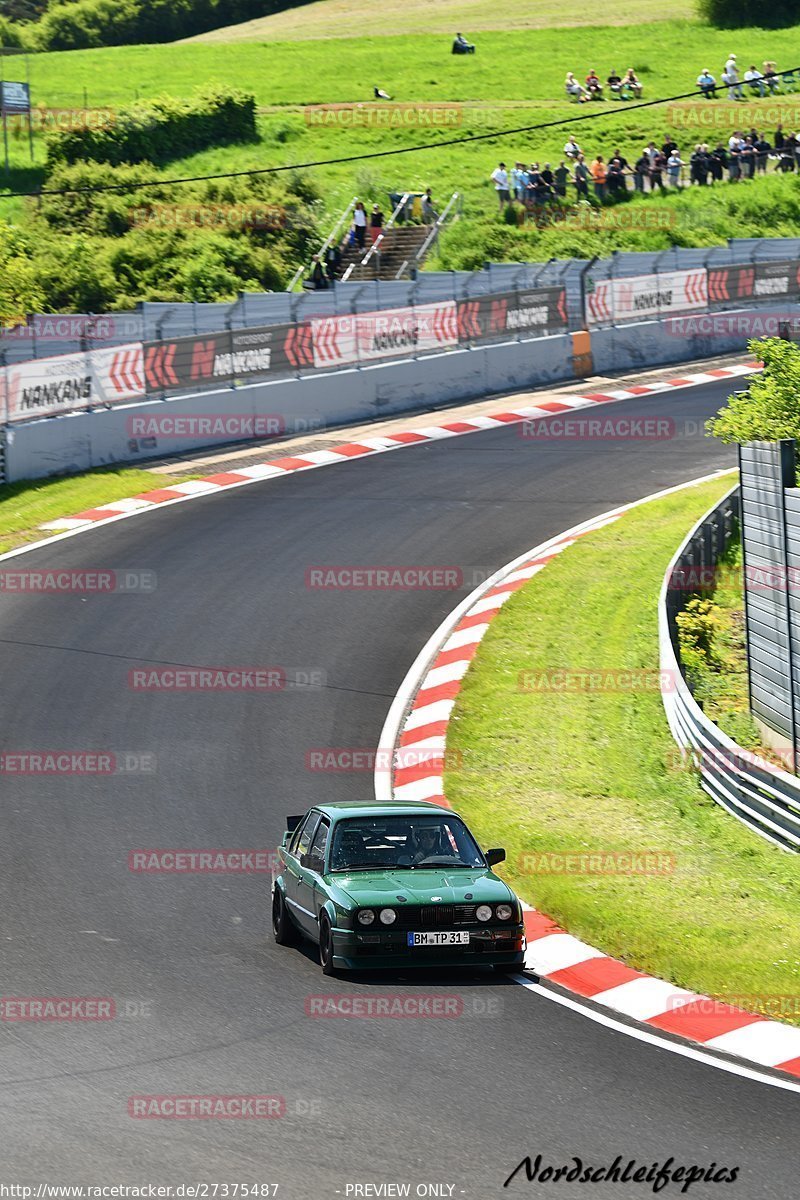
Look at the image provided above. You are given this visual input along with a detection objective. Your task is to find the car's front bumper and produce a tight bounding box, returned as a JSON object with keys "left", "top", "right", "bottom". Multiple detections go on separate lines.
{"left": 330, "top": 923, "right": 526, "bottom": 971}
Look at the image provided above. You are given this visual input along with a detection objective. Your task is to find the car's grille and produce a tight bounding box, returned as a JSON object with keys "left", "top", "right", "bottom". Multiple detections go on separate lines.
{"left": 394, "top": 904, "right": 476, "bottom": 928}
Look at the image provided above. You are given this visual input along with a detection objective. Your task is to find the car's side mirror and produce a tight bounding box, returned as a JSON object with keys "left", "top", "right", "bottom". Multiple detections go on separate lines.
{"left": 485, "top": 848, "right": 505, "bottom": 866}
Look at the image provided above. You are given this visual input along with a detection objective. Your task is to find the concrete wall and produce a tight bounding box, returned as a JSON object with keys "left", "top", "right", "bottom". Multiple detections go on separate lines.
{"left": 3, "top": 333, "right": 574, "bottom": 483}
{"left": 2, "top": 309, "right": 769, "bottom": 483}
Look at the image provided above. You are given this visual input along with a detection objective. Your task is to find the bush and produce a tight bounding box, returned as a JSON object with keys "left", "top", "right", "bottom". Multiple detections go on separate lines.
{"left": 697, "top": 0, "right": 799, "bottom": 27}
{"left": 32, "top": 0, "right": 307, "bottom": 49}
{"left": 45, "top": 86, "right": 257, "bottom": 168}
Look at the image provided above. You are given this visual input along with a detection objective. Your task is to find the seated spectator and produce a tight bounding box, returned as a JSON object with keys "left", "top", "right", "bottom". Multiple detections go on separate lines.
{"left": 452, "top": 31, "right": 476, "bottom": 55}
{"left": 623, "top": 68, "right": 643, "bottom": 98}
{"left": 564, "top": 135, "right": 583, "bottom": 158}
{"left": 607, "top": 68, "right": 622, "bottom": 95}
{"left": 565, "top": 73, "right": 590, "bottom": 102}
{"left": 585, "top": 69, "right": 604, "bottom": 99}
{"left": 764, "top": 62, "right": 779, "bottom": 93}
{"left": 745, "top": 65, "right": 766, "bottom": 96}
{"left": 697, "top": 69, "right": 717, "bottom": 99}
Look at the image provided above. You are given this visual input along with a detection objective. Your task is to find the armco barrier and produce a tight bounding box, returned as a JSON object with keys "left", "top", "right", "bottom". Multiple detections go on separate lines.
{"left": 659, "top": 486, "right": 800, "bottom": 851}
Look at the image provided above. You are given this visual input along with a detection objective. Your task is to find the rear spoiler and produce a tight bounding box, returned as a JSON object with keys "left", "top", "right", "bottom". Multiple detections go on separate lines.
{"left": 287, "top": 814, "right": 304, "bottom": 833}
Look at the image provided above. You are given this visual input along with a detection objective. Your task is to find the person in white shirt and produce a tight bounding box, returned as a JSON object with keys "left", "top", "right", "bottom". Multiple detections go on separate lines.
{"left": 723, "top": 54, "right": 743, "bottom": 100}
{"left": 565, "top": 72, "right": 589, "bottom": 102}
{"left": 490, "top": 162, "right": 510, "bottom": 208}
{"left": 744, "top": 65, "right": 766, "bottom": 96}
{"left": 564, "top": 136, "right": 582, "bottom": 159}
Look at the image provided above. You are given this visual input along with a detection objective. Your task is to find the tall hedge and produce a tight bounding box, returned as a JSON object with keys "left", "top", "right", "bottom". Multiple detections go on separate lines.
{"left": 33, "top": 0, "right": 308, "bottom": 49}
{"left": 698, "top": 0, "right": 800, "bottom": 27}
{"left": 45, "top": 87, "right": 258, "bottom": 168}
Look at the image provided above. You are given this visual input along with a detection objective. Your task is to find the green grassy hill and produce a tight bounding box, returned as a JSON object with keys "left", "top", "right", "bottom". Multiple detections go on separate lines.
{"left": 1, "top": 19, "right": 799, "bottom": 310}
{"left": 184, "top": 0, "right": 694, "bottom": 42}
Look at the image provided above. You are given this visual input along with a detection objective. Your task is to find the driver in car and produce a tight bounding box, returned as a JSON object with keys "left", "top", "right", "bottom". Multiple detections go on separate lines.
{"left": 408, "top": 825, "right": 444, "bottom": 864}
{"left": 331, "top": 828, "right": 367, "bottom": 871}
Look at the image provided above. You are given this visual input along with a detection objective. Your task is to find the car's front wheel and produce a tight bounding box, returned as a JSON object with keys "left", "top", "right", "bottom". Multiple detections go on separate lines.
{"left": 319, "top": 913, "right": 337, "bottom": 976}
{"left": 272, "top": 886, "right": 297, "bottom": 946}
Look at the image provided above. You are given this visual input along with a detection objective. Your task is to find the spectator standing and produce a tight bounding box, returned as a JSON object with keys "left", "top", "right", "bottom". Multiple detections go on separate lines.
{"left": 352, "top": 201, "right": 368, "bottom": 249}
{"left": 590, "top": 154, "right": 607, "bottom": 199}
{"left": 554, "top": 161, "right": 570, "bottom": 197}
{"left": 710, "top": 143, "right": 727, "bottom": 182}
{"left": 650, "top": 150, "right": 666, "bottom": 191}
{"left": 422, "top": 188, "right": 437, "bottom": 223}
{"left": 690, "top": 145, "right": 708, "bottom": 185}
{"left": 667, "top": 149, "right": 684, "bottom": 187}
{"left": 755, "top": 134, "right": 770, "bottom": 174}
{"left": 633, "top": 151, "right": 649, "bottom": 192}
{"left": 512, "top": 162, "right": 526, "bottom": 201}
{"left": 697, "top": 69, "right": 717, "bottom": 98}
{"left": 723, "top": 54, "right": 744, "bottom": 100}
{"left": 574, "top": 155, "right": 590, "bottom": 199}
{"left": 775, "top": 123, "right": 785, "bottom": 150}
{"left": 541, "top": 163, "right": 555, "bottom": 192}
{"left": 606, "top": 158, "right": 625, "bottom": 196}
{"left": 728, "top": 141, "right": 741, "bottom": 181}
{"left": 491, "top": 162, "right": 510, "bottom": 209}
{"left": 310, "top": 255, "right": 328, "bottom": 290}
{"left": 325, "top": 243, "right": 342, "bottom": 283}
{"left": 369, "top": 204, "right": 384, "bottom": 243}
{"left": 740, "top": 138, "right": 756, "bottom": 179}
{"left": 644, "top": 141, "right": 659, "bottom": 166}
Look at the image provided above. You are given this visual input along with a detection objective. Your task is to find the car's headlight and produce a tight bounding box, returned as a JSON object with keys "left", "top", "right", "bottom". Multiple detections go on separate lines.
{"left": 496, "top": 903, "right": 514, "bottom": 921}
{"left": 357, "top": 909, "right": 375, "bottom": 926}
{"left": 379, "top": 908, "right": 396, "bottom": 925}
{"left": 476, "top": 904, "right": 492, "bottom": 922}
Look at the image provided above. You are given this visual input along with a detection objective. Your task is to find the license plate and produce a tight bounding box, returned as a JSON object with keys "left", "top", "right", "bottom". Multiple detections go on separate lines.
{"left": 407, "top": 931, "right": 471, "bottom": 947}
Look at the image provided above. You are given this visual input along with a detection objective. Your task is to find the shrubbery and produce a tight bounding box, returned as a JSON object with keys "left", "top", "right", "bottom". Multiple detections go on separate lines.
{"left": 45, "top": 87, "right": 257, "bottom": 168}
{"left": 1, "top": 1, "right": 307, "bottom": 49}
{"left": 697, "top": 0, "right": 799, "bottom": 28}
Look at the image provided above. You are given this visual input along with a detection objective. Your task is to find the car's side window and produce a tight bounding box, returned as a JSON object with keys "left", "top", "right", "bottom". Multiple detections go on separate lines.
{"left": 305, "top": 819, "right": 330, "bottom": 874}
{"left": 291, "top": 812, "right": 319, "bottom": 859}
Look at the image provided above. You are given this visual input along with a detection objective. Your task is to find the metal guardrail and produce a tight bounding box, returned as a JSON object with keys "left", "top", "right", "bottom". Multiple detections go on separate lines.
{"left": 341, "top": 192, "right": 411, "bottom": 283}
{"left": 286, "top": 194, "right": 358, "bottom": 293}
{"left": 659, "top": 485, "right": 800, "bottom": 851}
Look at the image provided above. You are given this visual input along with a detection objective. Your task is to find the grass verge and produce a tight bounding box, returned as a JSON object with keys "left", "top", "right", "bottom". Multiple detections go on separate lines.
{"left": 446, "top": 475, "right": 800, "bottom": 1023}
{"left": 0, "top": 467, "right": 193, "bottom": 555}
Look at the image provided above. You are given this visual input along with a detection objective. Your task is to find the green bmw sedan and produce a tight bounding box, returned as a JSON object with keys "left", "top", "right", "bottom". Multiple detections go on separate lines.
{"left": 272, "top": 800, "right": 526, "bottom": 975}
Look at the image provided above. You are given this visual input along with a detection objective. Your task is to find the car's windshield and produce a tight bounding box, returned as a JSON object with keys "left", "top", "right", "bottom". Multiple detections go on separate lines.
{"left": 328, "top": 815, "right": 486, "bottom": 872}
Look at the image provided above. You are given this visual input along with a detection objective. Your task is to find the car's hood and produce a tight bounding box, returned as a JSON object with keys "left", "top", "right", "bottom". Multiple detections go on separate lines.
{"left": 327, "top": 867, "right": 515, "bottom": 906}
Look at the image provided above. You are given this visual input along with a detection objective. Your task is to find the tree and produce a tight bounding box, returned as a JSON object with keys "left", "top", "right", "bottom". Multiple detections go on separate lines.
{"left": 698, "top": 0, "right": 799, "bottom": 28}
{"left": 707, "top": 338, "right": 800, "bottom": 443}
{"left": 0, "top": 223, "right": 44, "bottom": 325}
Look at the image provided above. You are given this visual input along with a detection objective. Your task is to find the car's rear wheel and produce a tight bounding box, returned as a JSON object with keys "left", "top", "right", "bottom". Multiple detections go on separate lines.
{"left": 319, "top": 913, "right": 337, "bottom": 976}
{"left": 272, "top": 886, "right": 297, "bottom": 945}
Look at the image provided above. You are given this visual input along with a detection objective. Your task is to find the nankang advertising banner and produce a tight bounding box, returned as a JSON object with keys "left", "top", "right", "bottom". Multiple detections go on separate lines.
{"left": 457, "top": 287, "right": 568, "bottom": 341}
{"left": 310, "top": 302, "right": 459, "bottom": 369}
{"left": 586, "top": 270, "right": 708, "bottom": 326}
{"left": 142, "top": 325, "right": 291, "bottom": 395}
{"left": 5, "top": 342, "right": 144, "bottom": 422}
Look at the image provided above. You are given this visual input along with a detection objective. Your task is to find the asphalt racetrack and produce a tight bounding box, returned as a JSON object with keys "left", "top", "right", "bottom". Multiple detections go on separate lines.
{"left": 0, "top": 377, "right": 795, "bottom": 1197}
